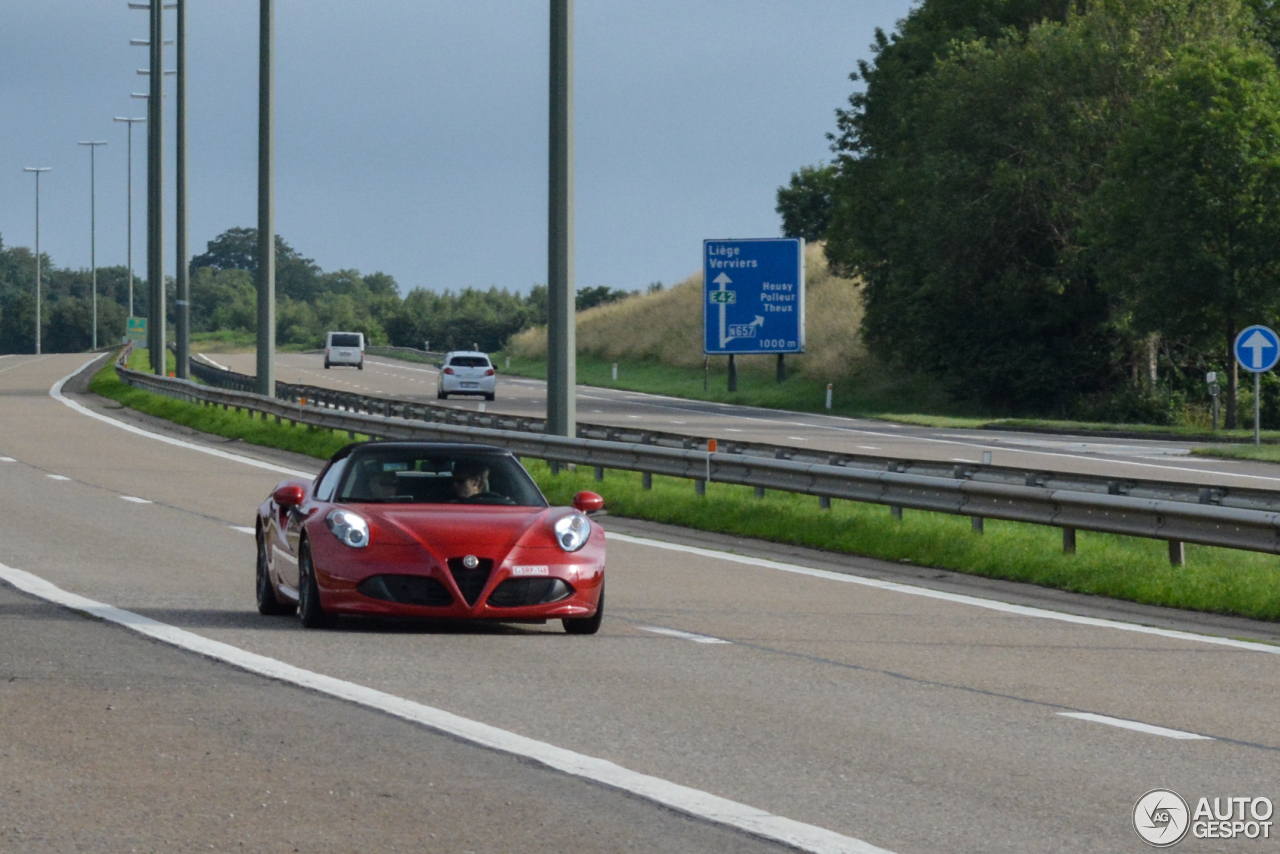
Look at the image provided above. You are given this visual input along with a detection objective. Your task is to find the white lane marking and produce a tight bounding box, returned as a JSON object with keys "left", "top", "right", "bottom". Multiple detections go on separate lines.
{"left": 949, "top": 458, "right": 972, "bottom": 463}
{"left": 607, "top": 533, "right": 1280, "bottom": 656}
{"left": 0, "top": 561, "right": 893, "bottom": 854}
{"left": 195, "top": 353, "right": 230, "bottom": 371}
{"left": 669, "top": 420, "right": 687, "bottom": 425}
{"left": 119, "top": 496, "right": 152, "bottom": 504}
{"left": 46, "top": 475, "right": 70, "bottom": 481}
{"left": 640, "top": 626, "right": 732, "bottom": 644}
{"left": 1058, "top": 713, "right": 1213, "bottom": 740}
{"left": 857, "top": 446, "right": 879, "bottom": 451}
{"left": 788, "top": 436, "right": 809, "bottom": 442}
{"left": 51, "top": 358, "right": 315, "bottom": 480}
{"left": 0, "top": 457, "right": 14, "bottom": 462}
{"left": 231, "top": 526, "right": 256, "bottom": 534}
{"left": 724, "top": 428, "right": 743, "bottom": 433}
{"left": 0, "top": 355, "right": 51, "bottom": 375}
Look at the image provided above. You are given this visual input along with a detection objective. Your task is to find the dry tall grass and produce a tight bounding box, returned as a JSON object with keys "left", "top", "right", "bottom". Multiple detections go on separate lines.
{"left": 509, "top": 243, "right": 867, "bottom": 380}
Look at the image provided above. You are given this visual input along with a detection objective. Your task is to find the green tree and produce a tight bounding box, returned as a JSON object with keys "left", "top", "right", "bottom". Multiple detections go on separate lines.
{"left": 1091, "top": 41, "right": 1280, "bottom": 427}
{"left": 775, "top": 164, "right": 838, "bottom": 241}
{"left": 825, "top": 0, "right": 1255, "bottom": 413}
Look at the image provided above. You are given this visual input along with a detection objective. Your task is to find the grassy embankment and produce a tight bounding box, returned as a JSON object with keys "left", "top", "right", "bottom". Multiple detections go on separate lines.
{"left": 501, "top": 245, "right": 1276, "bottom": 443}
{"left": 91, "top": 354, "right": 1280, "bottom": 623}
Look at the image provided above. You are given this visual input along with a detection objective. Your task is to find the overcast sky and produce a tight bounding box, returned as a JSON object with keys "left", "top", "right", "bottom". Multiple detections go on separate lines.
{"left": 1, "top": 1, "right": 913, "bottom": 297}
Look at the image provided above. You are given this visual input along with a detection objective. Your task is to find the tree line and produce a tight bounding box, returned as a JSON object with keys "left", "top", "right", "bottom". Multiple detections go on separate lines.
{"left": 0, "top": 226, "right": 637, "bottom": 356}
{"left": 779, "top": 0, "right": 1280, "bottom": 426}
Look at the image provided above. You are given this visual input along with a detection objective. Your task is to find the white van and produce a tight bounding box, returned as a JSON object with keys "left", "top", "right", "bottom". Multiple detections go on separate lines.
{"left": 324, "top": 331, "right": 365, "bottom": 369}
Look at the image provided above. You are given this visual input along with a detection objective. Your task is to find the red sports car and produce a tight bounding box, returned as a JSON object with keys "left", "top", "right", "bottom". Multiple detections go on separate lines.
{"left": 255, "top": 442, "right": 605, "bottom": 633}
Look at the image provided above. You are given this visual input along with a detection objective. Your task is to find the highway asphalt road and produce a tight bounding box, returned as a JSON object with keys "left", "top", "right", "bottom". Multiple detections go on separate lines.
{"left": 2, "top": 352, "right": 1279, "bottom": 852}
{"left": 210, "top": 350, "right": 1280, "bottom": 491}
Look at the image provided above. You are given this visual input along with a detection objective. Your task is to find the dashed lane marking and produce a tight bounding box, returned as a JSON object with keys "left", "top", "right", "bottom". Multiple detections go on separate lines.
{"left": 1058, "top": 713, "right": 1213, "bottom": 740}
{"left": 120, "top": 496, "right": 152, "bottom": 504}
{"left": 46, "top": 475, "right": 70, "bottom": 481}
{"left": 640, "top": 626, "right": 732, "bottom": 644}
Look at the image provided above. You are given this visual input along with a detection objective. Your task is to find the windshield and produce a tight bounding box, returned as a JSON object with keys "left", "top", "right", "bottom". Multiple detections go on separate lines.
{"left": 336, "top": 449, "right": 546, "bottom": 507}
{"left": 330, "top": 333, "right": 361, "bottom": 348}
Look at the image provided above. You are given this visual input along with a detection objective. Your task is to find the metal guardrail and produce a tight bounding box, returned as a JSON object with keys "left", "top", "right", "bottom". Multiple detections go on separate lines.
{"left": 117, "top": 350, "right": 1280, "bottom": 563}
{"left": 186, "top": 357, "right": 1280, "bottom": 515}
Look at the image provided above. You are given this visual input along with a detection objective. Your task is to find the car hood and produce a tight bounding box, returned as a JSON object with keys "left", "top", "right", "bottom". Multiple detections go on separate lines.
{"left": 367, "top": 505, "right": 552, "bottom": 559}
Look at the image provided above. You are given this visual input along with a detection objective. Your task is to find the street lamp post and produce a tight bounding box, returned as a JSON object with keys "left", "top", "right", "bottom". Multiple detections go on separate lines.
{"left": 547, "top": 0, "right": 576, "bottom": 438}
{"left": 113, "top": 116, "right": 146, "bottom": 319}
{"left": 78, "top": 140, "right": 108, "bottom": 351}
{"left": 22, "top": 167, "right": 52, "bottom": 355}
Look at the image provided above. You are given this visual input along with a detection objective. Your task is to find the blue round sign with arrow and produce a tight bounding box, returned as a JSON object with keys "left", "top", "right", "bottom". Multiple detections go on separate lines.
{"left": 1234, "top": 325, "right": 1280, "bottom": 373}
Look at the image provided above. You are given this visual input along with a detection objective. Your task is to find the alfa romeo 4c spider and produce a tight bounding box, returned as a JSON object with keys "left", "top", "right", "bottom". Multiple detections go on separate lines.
{"left": 255, "top": 442, "right": 605, "bottom": 633}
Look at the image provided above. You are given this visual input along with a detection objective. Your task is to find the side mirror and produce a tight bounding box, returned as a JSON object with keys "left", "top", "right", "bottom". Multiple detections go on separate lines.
{"left": 573, "top": 491, "right": 605, "bottom": 514}
{"left": 273, "top": 483, "right": 306, "bottom": 507}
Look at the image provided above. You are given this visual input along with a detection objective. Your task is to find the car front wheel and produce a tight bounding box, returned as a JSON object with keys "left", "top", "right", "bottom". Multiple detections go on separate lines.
{"left": 297, "top": 540, "right": 338, "bottom": 629}
{"left": 563, "top": 582, "right": 603, "bottom": 635}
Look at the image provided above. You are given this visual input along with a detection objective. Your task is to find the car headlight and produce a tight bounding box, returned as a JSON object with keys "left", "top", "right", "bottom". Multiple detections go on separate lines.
{"left": 326, "top": 509, "right": 370, "bottom": 548}
{"left": 553, "top": 513, "right": 591, "bottom": 552}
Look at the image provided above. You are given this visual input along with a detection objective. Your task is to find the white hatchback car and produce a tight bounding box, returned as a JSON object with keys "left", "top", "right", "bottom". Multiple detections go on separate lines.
{"left": 324, "top": 331, "right": 365, "bottom": 370}
{"left": 437, "top": 351, "right": 496, "bottom": 400}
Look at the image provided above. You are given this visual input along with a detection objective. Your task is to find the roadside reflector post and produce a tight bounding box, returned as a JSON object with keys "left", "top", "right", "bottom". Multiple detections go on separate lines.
{"left": 825, "top": 383, "right": 833, "bottom": 410}
{"left": 550, "top": 460, "right": 560, "bottom": 476}
{"left": 594, "top": 466, "right": 604, "bottom": 481}
{"left": 891, "top": 506, "right": 903, "bottom": 520}
{"left": 819, "top": 495, "right": 831, "bottom": 510}
{"left": 695, "top": 478, "right": 706, "bottom": 496}
{"left": 754, "top": 486, "right": 765, "bottom": 499}
{"left": 611, "top": 363, "right": 617, "bottom": 381}
{"left": 1169, "top": 539, "right": 1185, "bottom": 566}
{"left": 971, "top": 516, "right": 984, "bottom": 534}
{"left": 1063, "top": 527, "right": 1077, "bottom": 554}
{"left": 642, "top": 471, "right": 652, "bottom": 490}
{"left": 706, "top": 438, "right": 716, "bottom": 486}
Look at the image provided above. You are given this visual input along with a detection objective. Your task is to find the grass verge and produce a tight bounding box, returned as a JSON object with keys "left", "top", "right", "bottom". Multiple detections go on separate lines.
{"left": 90, "top": 358, "right": 1280, "bottom": 623}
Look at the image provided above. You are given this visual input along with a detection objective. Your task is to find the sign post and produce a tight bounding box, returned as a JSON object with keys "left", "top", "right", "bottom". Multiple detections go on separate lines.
{"left": 703, "top": 239, "right": 805, "bottom": 391}
{"left": 1233, "top": 325, "right": 1280, "bottom": 445}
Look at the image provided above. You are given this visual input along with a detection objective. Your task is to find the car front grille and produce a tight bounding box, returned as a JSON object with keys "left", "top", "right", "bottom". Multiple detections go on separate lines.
{"left": 357, "top": 574, "right": 453, "bottom": 607}
{"left": 447, "top": 557, "right": 494, "bottom": 606}
{"left": 487, "top": 577, "right": 574, "bottom": 608}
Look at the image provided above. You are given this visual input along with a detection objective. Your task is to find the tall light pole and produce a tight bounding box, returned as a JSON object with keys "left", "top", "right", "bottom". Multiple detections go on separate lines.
{"left": 114, "top": 116, "right": 146, "bottom": 318}
{"left": 257, "top": 0, "right": 276, "bottom": 396}
{"left": 78, "top": 140, "right": 108, "bottom": 351}
{"left": 22, "top": 167, "right": 51, "bottom": 355}
{"left": 130, "top": 0, "right": 167, "bottom": 373}
{"left": 547, "top": 0, "right": 576, "bottom": 437}
{"left": 174, "top": 0, "right": 190, "bottom": 379}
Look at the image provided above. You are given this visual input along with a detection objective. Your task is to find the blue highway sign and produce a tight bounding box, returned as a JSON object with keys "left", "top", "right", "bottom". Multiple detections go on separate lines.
{"left": 703, "top": 238, "right": 805, "bottom": 355}
{"left": 1234, "top": 325, "right": 1280, "bottom": 373}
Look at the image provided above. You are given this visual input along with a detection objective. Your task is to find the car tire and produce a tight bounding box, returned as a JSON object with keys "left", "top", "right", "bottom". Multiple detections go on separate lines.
{"left": 563, "top": 582, "right": 603, "bottom": 635}
{"left": 324, "top": 360, "right": 330, "bottom": 369}
{"left": 484, "top": 393, "right": 495, "bottom": 401}
{"left": 437, "top": 390, "right": 446, "bottom": 399}
{"left": 256, "top": 531, "right": 295, "bottom": 616}
{"left": 297, "top": 540, "right": 338, "bottom": 629}
{"left": 357, "top": 361, "right": 364, "bottom": 371}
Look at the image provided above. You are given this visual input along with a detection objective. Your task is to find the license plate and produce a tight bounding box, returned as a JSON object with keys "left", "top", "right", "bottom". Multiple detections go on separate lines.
{"left": 461, "top": 382, "right": 478, "bottom": 388}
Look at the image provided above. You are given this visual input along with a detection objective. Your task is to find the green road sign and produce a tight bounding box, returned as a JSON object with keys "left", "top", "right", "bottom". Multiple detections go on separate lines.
{"left": 126, "top": 316, "right": 147, "bottom": 344}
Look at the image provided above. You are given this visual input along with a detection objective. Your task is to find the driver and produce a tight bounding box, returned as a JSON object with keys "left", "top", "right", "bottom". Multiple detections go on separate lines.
{"left": 450, "top": 460, "right": 491, "bottom": 501}
{"left": 367, "top": 468, "right": 400, "bottom": 500}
